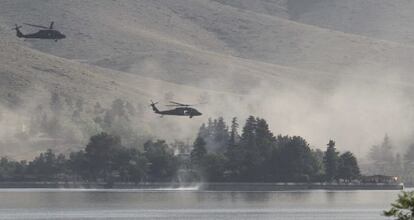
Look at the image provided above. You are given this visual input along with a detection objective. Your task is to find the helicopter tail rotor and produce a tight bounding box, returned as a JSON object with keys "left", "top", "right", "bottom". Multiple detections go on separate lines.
{"left": 13, "top": 24, "right": 22, "bottom": 30}
{"left": 149, "top": 100, "right": 160, "bottom": 113}
{"left": 13, "top": 24, "right": 23, "bottom": 38}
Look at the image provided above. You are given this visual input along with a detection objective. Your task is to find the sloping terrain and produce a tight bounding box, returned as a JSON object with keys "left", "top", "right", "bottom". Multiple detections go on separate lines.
{"left": 0, "top": 39, "right": 208, "bottom": 158}
{"left": 3, "top": 0, "right": 414, "bottom": 84}
{"left": 288, "top": 0, "right": 414, "bottom": 45}
{"left": 1, "top": 0, "right": 414, "bottom": 158}
{"left": 215, "top": 0, "right": 414, "bottom": 45}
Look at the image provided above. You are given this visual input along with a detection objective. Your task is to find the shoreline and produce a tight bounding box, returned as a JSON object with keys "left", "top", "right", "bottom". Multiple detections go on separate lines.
{"left": 0, "top": 182, "right": 404, "bottom": 191}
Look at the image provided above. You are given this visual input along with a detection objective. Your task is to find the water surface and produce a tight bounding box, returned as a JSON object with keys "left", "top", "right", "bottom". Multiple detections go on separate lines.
{"left": 0, "top": 188, "right": 403, "bottom": 220}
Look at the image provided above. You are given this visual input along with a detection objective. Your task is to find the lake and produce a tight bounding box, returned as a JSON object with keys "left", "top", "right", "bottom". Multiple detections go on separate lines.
{"left": 0, "top": 188, "right": 405, "bottom": 220}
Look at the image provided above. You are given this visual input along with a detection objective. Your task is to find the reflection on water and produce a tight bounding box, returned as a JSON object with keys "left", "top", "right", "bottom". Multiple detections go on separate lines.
{"left": 0, "top": 188, "right": 405, "bottom": 220}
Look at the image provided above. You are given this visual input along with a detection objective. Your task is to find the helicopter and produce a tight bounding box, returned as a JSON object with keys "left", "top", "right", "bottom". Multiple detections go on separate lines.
{"left": 150, "top": 101, "right": 203, "bottom": 118}
{"left": 13, "top": 22, "right": 66, "bottom": 41}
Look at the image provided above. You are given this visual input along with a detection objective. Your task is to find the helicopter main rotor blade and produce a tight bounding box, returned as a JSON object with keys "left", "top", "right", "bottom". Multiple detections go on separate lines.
{"left": 165, "top": 104, "right": 189, "bottom": 107}
{"left": 167, "top": 101, "right": 207, "bottom": 107}
{"left": 169, "top": 101, "right": 190, "bottom": 106}
{"left": 49, "top": 21, "right": 54, "bottom": 29}
{"left": 23, "top": 23, "right": 49, "bottom": 29}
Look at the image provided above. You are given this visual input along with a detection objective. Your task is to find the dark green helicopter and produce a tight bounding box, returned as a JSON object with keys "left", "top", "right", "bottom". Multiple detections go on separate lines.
{"left": 150, "top": 101, "right": 203, "bottom": 118}
{"left": 14, "top": 22, "right": 66, "bottom": 41}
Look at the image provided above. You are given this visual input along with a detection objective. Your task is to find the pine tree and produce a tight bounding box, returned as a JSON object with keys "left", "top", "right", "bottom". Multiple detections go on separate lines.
{"left": 255, "top": 118, "right": 274, "bottom": 156}
{"left": 225, "top": 117, "right": 242, "bottom": 181}
{"left": 255, "top": 118, "right": 274, "bottom": 180}
{"left": 229, "top": 117, "right": 239, "bottom": 147}
{"left": 240, "top": 116, "right": 259, "bottom": 181}
{"left": 213, "top": 117, "right": 229, "bottom": 152}
{"left": 198, "top": 123, "right": 208, "bottom": 139}
{"left": 324, "top": 140, "right": 339, "bottom": 182}
{"left": 191, "top": 137, "right": 207, "bottom": 167}
{"left": 369, "top": 134, "right": 395, "bottom": 175}
{"left": 241, "top": 116, "right": 257, "bottom": 147}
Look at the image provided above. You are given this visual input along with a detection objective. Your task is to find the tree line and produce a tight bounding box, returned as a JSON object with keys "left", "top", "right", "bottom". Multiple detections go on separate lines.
{"left": 0, "top": 116, "right": 360, "bottom": 183}
{"left": 0, "top": 133, "right": 177, "bottom": 183}
{"left": 192, "top": 116, "right": 359, "bottom": 182}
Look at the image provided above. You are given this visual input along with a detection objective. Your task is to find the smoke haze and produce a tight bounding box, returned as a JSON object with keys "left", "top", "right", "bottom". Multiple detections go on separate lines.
{"left": 1, "top": 0, "right": 414, "bottom": 160}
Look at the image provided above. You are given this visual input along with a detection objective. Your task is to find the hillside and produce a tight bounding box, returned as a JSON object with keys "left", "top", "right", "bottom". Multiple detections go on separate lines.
{"left": 0, "top": 39, "right": 227, "bottom": 158}
{"left": 289, "top": 0, "right": 414, "bottom": 45}
{"left": 3, "top": 0, "right": 414, "bottom": 83}
{"left": 1, "top": 0, "right": 414, "bottom": 158}
{"left": 215, "top": 0, "right": 414, "bottom": 45}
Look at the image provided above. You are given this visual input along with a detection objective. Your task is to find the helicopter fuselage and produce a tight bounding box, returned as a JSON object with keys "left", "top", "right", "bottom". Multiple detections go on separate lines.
{"left": 18, "top": 29, "right": 66, "bottom": 40}
{"left": 151, "top": 104, "right": 202, "bottom": 118}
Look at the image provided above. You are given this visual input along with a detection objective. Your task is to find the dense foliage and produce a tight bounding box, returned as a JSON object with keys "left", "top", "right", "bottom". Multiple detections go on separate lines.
{"left": 0, "top": 116, "right": 361, "bottom": 183}
{"left": 384, "top": 191, "right": 414, "bottom": 220}
{"left": 193, "top": 116, "right": 360, "bottom": 182}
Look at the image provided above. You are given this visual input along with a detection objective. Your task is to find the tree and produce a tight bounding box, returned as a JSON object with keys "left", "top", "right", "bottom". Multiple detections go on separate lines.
{"left": 0, "top": 157, "right": 27, "bottom": 181}
{"left": 311, "top": 149, "right": 325, "bottom": 181}
{"left": 229, "top": 117, "right": 239, "bottom": 147}
{"left": 324, "top": 140, "right": 339, "bottom": 182}
{"left": 27, "top": 149, "right": 65, "bottom": 180}
{"left": 239, "top": 116, "right": 259, "bottom": 181}
{"left": 127, "top": 149, "right": 148, "bottom": 183}
{"left": 197, "top": 117, "right": 229, "bottom": 153}
{"left": 201, "top": 153, "right": 226, "bottom": 182}
{"left": 68, "top": 150, "right": 88, "bottom": 180}
{"left": 225, "top": 117, "right": 243, "bottom": 180}
{"left": 255, "top": 118, "right": 275, "bottom": 180}
{"left": 369, "top": 134, "right": 395, "bottom": 175}
{"left": 84, "top": 133, "right": 122, "bottom": 181}
{"left": 144, "top": 140, "right": 178, "bottom": 182}
{"left": 241, "top": 116, "right": 257, "bottom": 148}
{"left": 273, "top": 135, "right": 319, "bottom": 182}
{"left": 112, "top": 148, "right": 147, "bottom": 183}
{"left": 198, "top": 123, "right": 209, "bottom": 140}
{"left": 384, "top": 191, "right": 414, "bottom": 220}
{"left": 213, "top": 117, "right": 230, "bottom": 153}
{"left": 337, "top": 151, "right": 360, "bottom": 182}
{"left": 191, "top": 137, "right": 207, "bottom": 167}
{"left": 404, "top": 144, "right": 414, "bottom": 185}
